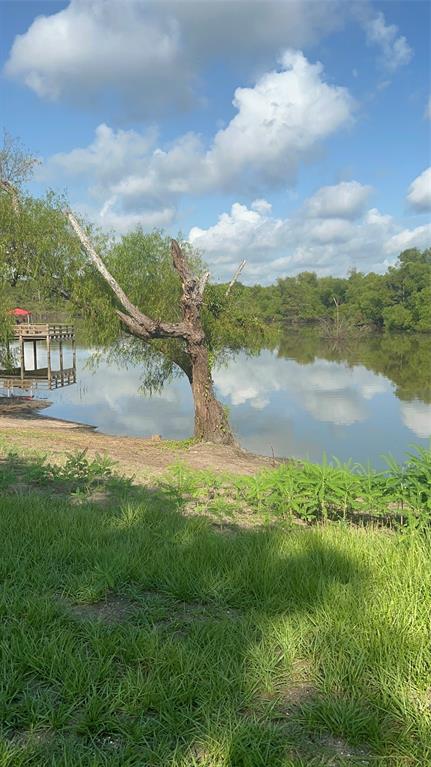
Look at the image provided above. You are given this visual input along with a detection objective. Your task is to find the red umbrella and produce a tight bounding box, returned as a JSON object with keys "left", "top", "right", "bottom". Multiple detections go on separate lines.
{"left": 8, "top": 308, "right": 32, "bottom": 317}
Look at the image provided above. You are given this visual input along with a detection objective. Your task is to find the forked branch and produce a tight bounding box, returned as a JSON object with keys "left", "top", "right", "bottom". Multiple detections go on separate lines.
{"left": 67, "top": 211, "right": 187, "bottom": 340}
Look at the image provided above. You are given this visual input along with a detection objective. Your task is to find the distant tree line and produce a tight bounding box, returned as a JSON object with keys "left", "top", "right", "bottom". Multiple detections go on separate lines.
{"left": 233, "top": 248, "right": 431, "bottom": 333}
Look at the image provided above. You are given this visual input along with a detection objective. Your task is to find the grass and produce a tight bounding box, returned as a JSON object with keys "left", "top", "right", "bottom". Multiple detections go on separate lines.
{"left": 0, "top": 449, "right": 430, "bottom": 765}
{"left": 162, "top": 444, "right": 431, "bottom": 526}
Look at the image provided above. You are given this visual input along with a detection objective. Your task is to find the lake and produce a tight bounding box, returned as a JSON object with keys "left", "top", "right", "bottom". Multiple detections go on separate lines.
{"left": 8, "top": 330, "right": 431, "bottom": 468}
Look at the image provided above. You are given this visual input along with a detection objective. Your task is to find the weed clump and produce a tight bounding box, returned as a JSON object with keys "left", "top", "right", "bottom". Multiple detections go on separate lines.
{"left": 163, "top": 444, "right": 431, "bottom": 526}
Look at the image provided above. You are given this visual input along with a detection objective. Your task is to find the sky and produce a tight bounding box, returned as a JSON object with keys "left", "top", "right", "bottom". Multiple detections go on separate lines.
{"left": 0, "top": 0, "right": 430, "bottom": 283}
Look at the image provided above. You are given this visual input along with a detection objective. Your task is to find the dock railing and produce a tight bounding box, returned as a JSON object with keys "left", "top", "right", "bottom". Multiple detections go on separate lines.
{"left": 13, "top": 324, "right": 75, "bottom": 340}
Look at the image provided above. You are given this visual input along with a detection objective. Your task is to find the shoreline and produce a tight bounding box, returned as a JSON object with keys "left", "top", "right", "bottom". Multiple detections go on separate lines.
{"left": 0, "top": 397, "right": 97, "bottom": 430}
{"left": 0, "top": 396, "right": 277, "bottom": 476}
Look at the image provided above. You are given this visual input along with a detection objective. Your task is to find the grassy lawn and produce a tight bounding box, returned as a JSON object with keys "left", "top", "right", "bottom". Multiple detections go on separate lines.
{"left": 0, "top": 452, "right": 430, "bottom": 765}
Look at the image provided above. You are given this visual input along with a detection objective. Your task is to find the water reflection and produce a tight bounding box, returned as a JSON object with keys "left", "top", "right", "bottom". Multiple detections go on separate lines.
{"left": 400, "top": 401, "right": 431, "bottom": 439}
{"left": 277, "top": 330, "right": 431, "bottom": 404}
{"left": 2, "top": 330, "right": 429, "bottom": 467}
{"left": 0, "top": 335, "right": 76, "bottom": 393}
{"left": 214, "top": 355, "right": 391, "bottom": 425}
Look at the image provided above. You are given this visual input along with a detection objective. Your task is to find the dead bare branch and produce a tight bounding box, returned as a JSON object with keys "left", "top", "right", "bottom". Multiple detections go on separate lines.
{"left": 171, "top": 239, "right": 193, "bottom": 285}
{"left": 0, "top": 180, "right": 20, "bottom": 214}
{"left": 225, "top": 260, "right": 246, "bottom": 296}
{"left": 67, "top": 211, "right": 187, "bottom": 340}
{"left": 198, "top": 271, "right": 210, "bottom": 297}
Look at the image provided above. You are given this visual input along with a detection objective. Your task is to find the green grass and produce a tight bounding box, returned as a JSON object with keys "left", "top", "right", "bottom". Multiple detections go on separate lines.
{"left": 163, "top": 443, "right": 431, "bottom": 525}
{"left": 0, "top": 452, "right": 430, "bottom": 765}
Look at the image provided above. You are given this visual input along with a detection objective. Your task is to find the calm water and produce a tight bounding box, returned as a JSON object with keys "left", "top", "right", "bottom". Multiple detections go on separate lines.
{"left": 10, "top": 331, "right": 431, "bottom": 468}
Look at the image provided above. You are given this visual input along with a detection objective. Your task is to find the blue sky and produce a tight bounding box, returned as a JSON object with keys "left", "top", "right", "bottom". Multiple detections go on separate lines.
{"left": 1, "top": 0, "right": 430, "bottom": 283}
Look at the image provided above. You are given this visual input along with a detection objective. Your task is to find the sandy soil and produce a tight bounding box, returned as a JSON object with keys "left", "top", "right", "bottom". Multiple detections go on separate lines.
{"left": 0, "top": 397, "right": 277, "bottom": 476}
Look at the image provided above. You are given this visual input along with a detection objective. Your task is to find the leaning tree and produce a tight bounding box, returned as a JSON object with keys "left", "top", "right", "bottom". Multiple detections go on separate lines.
{"left": 67, "top": 212, "right": 246, "bottom": 445}
{"left": 0, "top": 131, "right": 267, "bottom": 444}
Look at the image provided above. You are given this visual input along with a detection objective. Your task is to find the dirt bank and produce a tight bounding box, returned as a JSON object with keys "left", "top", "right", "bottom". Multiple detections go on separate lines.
{"left": 0, "top": 397, "right": 277, "bottom": 476}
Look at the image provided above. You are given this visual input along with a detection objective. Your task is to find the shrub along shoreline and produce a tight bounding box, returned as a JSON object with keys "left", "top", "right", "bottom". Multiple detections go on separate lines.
{"left": 1, "top": 440, "right": 429, "bottom": 527}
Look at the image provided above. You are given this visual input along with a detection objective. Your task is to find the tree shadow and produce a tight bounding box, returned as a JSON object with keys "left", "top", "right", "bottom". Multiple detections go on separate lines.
{"left": 0, "top": 448, "right": 151, "bottom": 508}
{"left": 0, "top": 456, "right": 426, "bottom": 765}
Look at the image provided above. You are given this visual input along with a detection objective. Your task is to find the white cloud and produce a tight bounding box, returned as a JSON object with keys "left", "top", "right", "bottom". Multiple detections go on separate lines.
{"left": 42, "top": 123, "right": 158, "bottom": 190}
{"left": 204, "top": 50, "right": 354, "bottom": 190}
{"left": 41, "top": 51, "right": 354, "bottom": 227}
{"left": 189, "top": 183, "right": 412, "bottom": 281}
{"left": 308, "top": 218, "right": 356, "bottom": 244}
{"left": 406, "top": 167, "right": 431, "bottom": 212}
{"left": 190, "top": 202, "right": 286, "bottom": 266}
{"left": 4, "top": 0, "right": 345, "bottom": 115}
{"left": 426, "top": 96, "right": 431, "bottom": 120}
{"left": 385, "top": 223, "right": 431, "bottom": 255}
{"left": 99, "top": 199, "right": 176, "bottom": 233}
{"left": 305, "top": 181, "right": 372, "bottom": 219}
{"left": 4, "top": 0, "right": 192, "bottom": 115}
{"left": 362, "top": 10, "right": 412, "bottom": 72}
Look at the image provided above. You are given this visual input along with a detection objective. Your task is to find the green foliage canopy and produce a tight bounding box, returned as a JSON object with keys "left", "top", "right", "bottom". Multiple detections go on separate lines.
{"left": 0, "top": 190, "right": 270, "bottom": 391}
{"left": 235, "top": 248, "right": 431, "bottom": 333}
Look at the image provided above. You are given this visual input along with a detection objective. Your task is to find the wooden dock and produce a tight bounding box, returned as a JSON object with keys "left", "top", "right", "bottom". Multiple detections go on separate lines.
{"left": 2, "top": 323, "right": 77, "bottom": 392}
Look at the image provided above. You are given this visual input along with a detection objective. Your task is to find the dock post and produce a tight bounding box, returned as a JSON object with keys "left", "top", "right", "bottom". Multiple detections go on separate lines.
{"left": 33, "top": 340, "right": 38, "bottom": 370}
{"left": 72, "top": 336, "right": 76, "bottom": 382}
{"left": 59, "top": 339, "right": 64, "bottom": 384}
{"left": 47, "top": 334, "right": 52, "bottom": 386}
{"left": 19, "top": 335, "right": 25, "bottom": 380}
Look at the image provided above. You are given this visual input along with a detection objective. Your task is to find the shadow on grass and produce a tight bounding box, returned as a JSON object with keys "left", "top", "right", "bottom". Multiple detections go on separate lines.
{"left": 0, "top": 454, "right": 428, "bottom": 765}
{"left": 0, "top": 448, "right": 139, "bottom": 507}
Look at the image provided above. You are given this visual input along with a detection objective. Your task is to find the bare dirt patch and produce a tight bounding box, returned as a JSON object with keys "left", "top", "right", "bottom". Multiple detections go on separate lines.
{"left": 64, "top": 589, "right": 241, "bottom": 632}
{"left": 0, "top": 416, "right": 278, "bottom": 477}
{"left": 279, "top": 659, "right": 317, "bottom": 708}
{"left": 314, "top": 735, "right": 371, "bottom": 765}
{"left": 6, "top": 727, "right": 54, "bottom": 749}
{"left": 137, "top": 589, "right": 241, "bottom": 633}
{"left": 66, "top": 594, "right": 135, "bottom": 624}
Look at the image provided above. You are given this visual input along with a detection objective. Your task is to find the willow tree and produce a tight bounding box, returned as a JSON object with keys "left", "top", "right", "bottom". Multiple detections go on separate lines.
{"left": 67, "top": 212, "right": 252, "bottom": 444}
{"left": 0, "top": 130, "right": 268, "bottom": 443}
{"left": 1, "top": 140, "right": 266, "bottom": 443}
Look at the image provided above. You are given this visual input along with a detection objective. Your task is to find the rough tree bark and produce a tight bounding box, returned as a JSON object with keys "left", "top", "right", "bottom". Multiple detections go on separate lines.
{"left": 67, "top": 212, "right": 236, "bottom": 445}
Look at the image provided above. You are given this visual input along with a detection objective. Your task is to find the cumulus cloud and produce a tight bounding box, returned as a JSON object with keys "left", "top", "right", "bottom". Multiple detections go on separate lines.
{"left": 42, "top": 123, "right": 158, "bottom": 190}
{"left": 4, "top": 0, "right": 344, "bottom": 115}
{"left": 190, "top": 201, "right": 286, "bottom": 268}
{"left": 362, "top": 10, "right": 413, "bottom": 72}
{"left": 205, "top": 50, "right": 354, "bottom": 190}
{"left": 305, "top": 181, "right": 372, "bottom": 219}
{"left": 4, "top": 0, "right": 192, "bottom": 115}
{"left": 41, "top": 51, "right": 354, "bottom": 226}
{"left": 406, "top": 167, "right": 431, "bottom": 212}
{"left": 385, "top": 223, "right": 431, "bottom": 255}
{"left": 99, "top": 199, "right": 176, "bottom": 233}
{"left": 189, "top": 184, "right": 431, "bottom": 282}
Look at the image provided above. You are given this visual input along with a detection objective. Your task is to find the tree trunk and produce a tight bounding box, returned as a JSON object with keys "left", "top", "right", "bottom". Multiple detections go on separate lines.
{"left": 188, "top": 339, "right": 235, "bottom": 445}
